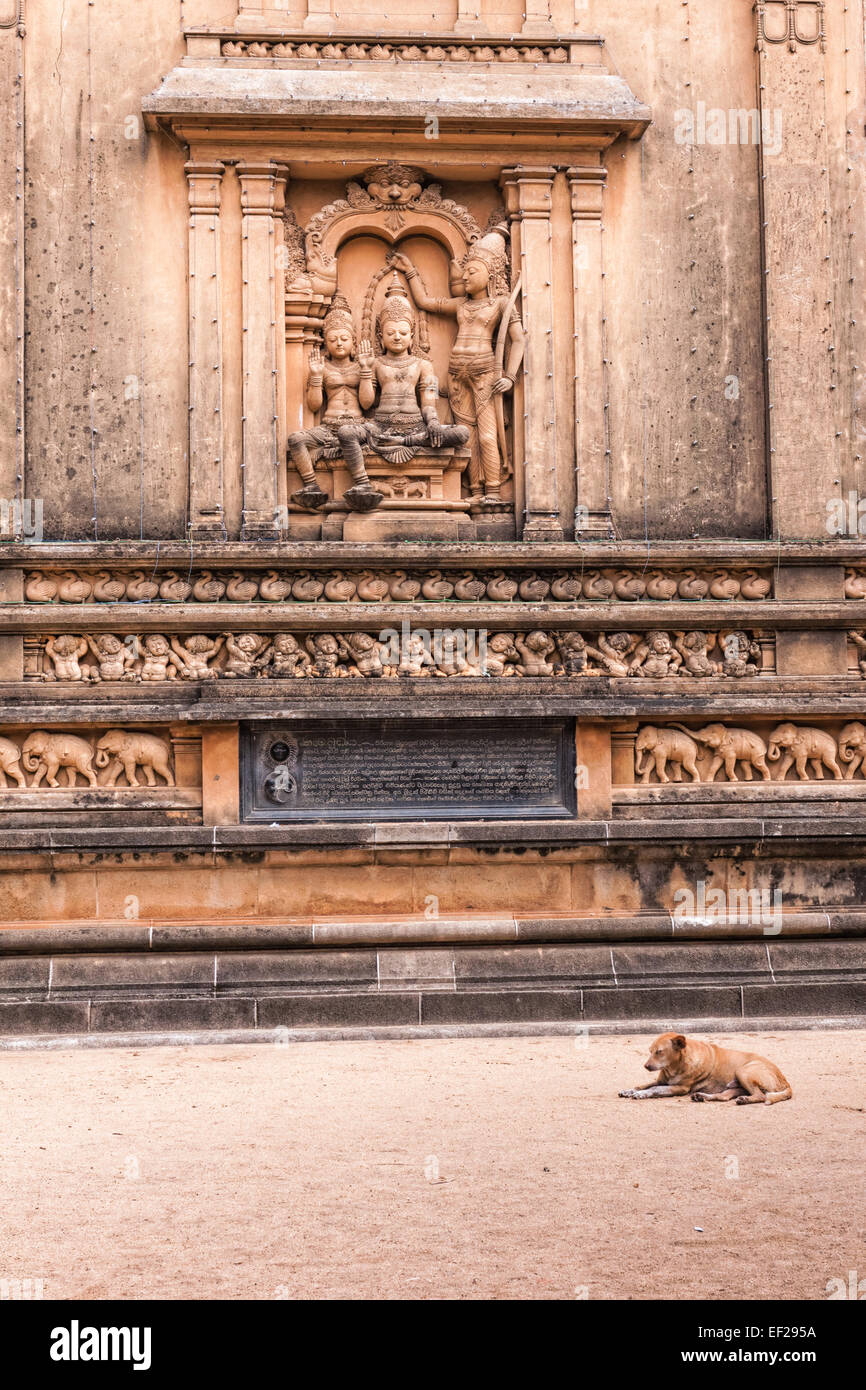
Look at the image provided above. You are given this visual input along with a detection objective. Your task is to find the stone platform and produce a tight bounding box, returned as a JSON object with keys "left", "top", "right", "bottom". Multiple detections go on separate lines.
{"left": 1, "top": 923, "right": 864, "bottom": 1040}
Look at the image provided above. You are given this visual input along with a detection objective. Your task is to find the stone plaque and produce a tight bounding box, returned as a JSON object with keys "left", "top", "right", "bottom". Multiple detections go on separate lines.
{"left": 242, "top": 720, "right": 576, "bottom": 821}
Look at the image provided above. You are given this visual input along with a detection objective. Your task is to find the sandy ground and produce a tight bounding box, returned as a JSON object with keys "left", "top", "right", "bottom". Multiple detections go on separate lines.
{"left": 0, "top": 1030, "right": 863, "bottom": 1301}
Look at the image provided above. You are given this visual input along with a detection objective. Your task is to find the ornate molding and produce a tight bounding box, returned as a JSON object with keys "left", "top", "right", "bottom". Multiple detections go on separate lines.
{"left": 22, "top": 568, "right": 774, "bottom": 605}
{"left": 23, "top": 630, "right": 766, "bottom": 683}
{"left": 754, "top": 1, "right": 825, "bottom": 53}
{"left": 220, "top": 38, "right": 572, "bottom": 64}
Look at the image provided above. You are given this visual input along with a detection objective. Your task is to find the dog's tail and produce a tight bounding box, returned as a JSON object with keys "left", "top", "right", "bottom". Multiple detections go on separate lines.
{"left": 763, "top": 1085, "right": 792, "bottom": 1105}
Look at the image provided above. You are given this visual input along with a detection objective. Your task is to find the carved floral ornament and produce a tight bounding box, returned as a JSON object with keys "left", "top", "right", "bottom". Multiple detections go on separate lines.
{"left": 0, "top": 729, "right": 174, "bottom": 790}
{"left": 633, "top": 722, "right": 866, "bottom": 784}
{"left": 26, "top": 630, "right": 765, "bottom": 682}
{"left": 22, "top": 568, "right": 774, "bottom": 604}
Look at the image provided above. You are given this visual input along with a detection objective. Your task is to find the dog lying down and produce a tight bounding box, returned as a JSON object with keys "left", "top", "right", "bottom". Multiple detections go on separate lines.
{"left": 619, "top": 1032, "right": 792, "bottom": 1105}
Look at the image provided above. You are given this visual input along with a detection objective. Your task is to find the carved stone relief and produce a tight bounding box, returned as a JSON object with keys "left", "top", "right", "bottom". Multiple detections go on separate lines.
{"left": 23, "top": 631, "right": 766, "bottom": 682}
{"left": 0, "top": 730, "right": 175, "bottom": 789}
{"left": 633, "top": 721, "right": 864, "bottom": 784}
{"left": 22, "top": 568, "right": 775, "bottom": 605}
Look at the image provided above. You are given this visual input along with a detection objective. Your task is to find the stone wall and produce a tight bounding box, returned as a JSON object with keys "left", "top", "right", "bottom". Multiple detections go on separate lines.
{"left": 0, "top": 1, "right": 865, "bottom": 963}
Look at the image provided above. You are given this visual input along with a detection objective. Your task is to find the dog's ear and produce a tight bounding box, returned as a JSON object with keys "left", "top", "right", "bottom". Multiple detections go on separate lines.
{"left": 671, "top": 1034, "right": 686, "bottom": 1051}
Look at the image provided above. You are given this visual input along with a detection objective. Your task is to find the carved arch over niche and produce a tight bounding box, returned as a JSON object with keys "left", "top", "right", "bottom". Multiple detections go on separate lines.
{"left": 293, "top": 169, "right": 484, "bottom": 299}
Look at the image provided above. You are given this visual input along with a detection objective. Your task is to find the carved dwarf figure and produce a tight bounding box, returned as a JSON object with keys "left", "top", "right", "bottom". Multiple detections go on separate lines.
{"left": 360, "top": 278, "right": 468, "bottom": 465}
{"left": 482, "top": 632, "right": 520, "bottom": 677}
{"left": 305, "top": 632, "right": 346, "bottom": 677}
{"left": 721, "top": 630, "right": 761, "bottom": 678}
{"left": 514, "top": 630, "right": 557, "bottom": 677}
{"left": 338, "top": 631, "right": 385, "bottom": 678}
{"left": 392, "top": 223, "right": 524, "bottom": 502}
{"left": 557, "top": 632, "right": 590, "bottom": 676}
{"left": 223, "top": 632, "right": 272, "bottom": 679}
{"left": 288, "top": 294, "right": 384, "bottom": 513}
{"left": 170, "top": 634, "right": 225, "bottom": 681}
{"left": 85, "top": 633, "right": 138, "bottom": 683}
{"left": 267, "top": 633, "right": 311, "bottom": 679}
{"left": 138, "top": 634, "right": 181, "bottom": 682}
{"left": 675, "top": 630, "right": 720, "bottom": 679}
{"left": 42, "top": 634, "right": 94, "bottom": 682}
{"left": 629, "top": 631, "right": 682, "bottom": 678}
{"left": 585, "top": 632, "right": 640, "bottom": 677}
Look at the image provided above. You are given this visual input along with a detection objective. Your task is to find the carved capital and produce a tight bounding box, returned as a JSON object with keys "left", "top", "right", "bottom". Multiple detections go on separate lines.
{"left": 567, "top": 166, "right": 607, "bottom": 221}
{"left": 185, "top": 161, "right": 225, "bottom": 216}
{"left": 238, "top": 160, "right": 285, "bottom": 216}
{"left": 499, "top": 166, "right": 555, "bottom": 220}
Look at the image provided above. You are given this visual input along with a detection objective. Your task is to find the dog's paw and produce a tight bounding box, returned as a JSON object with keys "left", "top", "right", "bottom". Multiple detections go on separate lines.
{"left": 735, "top": 1095, "right": 749, "bottom": 1105}
{"left": 691, "top": 1092, "right": 706, "bottom": 1102}
{"left": 618, "top": 1089, "right": 635, "bottom": 1099}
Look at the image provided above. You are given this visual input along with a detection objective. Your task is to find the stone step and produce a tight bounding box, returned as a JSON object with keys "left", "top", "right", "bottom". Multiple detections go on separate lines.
{"left": 2, "top": 909, "right": 866, "bottom": 955}
{"left": 0, "top": 938, "right": 863, "bottom": 1037}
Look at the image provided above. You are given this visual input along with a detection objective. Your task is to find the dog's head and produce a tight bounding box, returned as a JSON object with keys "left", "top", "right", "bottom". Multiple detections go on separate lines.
{"left": 644, "top": 1032, "right": 687, "bottom": 1072}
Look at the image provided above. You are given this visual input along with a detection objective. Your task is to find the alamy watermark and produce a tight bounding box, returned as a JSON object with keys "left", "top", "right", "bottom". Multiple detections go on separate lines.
{"left": 673, "top": 881, "right": 782, "bottom": 934}
{"left": 674, "top": 104, "right": 783, "bottom": 157}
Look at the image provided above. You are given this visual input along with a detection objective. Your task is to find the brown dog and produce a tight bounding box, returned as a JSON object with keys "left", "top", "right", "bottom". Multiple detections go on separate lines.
{"left": 619, "top": 1032, "right": 792, "bottom": 1105}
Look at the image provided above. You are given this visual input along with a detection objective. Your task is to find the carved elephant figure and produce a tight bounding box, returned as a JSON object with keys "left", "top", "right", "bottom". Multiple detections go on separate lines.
{"left": 95, "top": 730, "right": 175, "bottom": 788}
{"left": 837, "top": 722, "right": 866, "bottom": 781}
{"left": 21, "top": 732, "right": 98, "bottom": 788}
{"left": 673, "top": 723, "right": 770, "bottom": 783}
{"left": 634, "top": 726, "right": 700, "bottom": 785}
{"left": 0, "top": 735, "right": 26, "bottom": 789}
{"left": 766, "top": 723, "right": 842, "bottom": 781}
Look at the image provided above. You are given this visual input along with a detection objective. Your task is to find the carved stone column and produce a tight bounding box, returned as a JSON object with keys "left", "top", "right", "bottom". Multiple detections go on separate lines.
{"left": 568, "top": 165, "right": 612, "bottom": 539}
{"left": 520, "top": 0, "right": 556, "bottom": 38}
{"left": 756, "top": 5, "right": 838, "bottom": 537}
{"left": 454, "top": 0, "right": 487, "bottom": 34}
{"left": 501, "top": 166, "right": 564, "bottom": 542}
{"left": 185, "top": 161, "right": 226, "bottom": 541}
{"left": 238, "top": 161, "right": 285, "bottom": 540}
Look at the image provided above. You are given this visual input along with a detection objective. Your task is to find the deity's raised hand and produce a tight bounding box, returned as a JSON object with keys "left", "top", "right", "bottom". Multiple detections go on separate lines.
{"left": 357, "top": 338, "right": 374, "bottom": 371}
{"left": 307, "top": 345, "right": 323, "bottom": 378}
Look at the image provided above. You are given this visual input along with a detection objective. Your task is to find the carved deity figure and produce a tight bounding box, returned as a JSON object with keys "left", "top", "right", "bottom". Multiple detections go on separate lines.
{"left": 360, "top": 279, "right": 469, "bottom": 464}
{"left": 391, "top": 224, "right": 525, "bottom": 501}
{"left": 288, "top": 294, "right": 384, "bottom": 513}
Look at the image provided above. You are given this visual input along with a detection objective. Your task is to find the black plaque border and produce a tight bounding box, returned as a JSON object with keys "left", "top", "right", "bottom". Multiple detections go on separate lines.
{"left": 241, "top": 719, "right": 576, "bottom": 822}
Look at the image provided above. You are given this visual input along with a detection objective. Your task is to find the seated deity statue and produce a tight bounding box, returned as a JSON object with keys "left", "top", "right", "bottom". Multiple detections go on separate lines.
{"left": 359, "top": 278, "right": 469, "bottom": 465}
{"left": 287, "top": 294, "right": 384, "bottom": 513}
{"left": 390, "top": 223, "right": 525, "bottom": 502}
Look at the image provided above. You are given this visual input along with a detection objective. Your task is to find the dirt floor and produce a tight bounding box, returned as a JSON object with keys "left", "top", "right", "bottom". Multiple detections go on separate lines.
{"left": 0, "top": 1029, "right": 863, "bottom": 1301}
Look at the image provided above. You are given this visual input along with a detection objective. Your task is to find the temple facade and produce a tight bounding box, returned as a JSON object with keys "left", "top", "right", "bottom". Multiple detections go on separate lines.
{"left": 0, "top": 0, "right": 865, "bottom": 1034}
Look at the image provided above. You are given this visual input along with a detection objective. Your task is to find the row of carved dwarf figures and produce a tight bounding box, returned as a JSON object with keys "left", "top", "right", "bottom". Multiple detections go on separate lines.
{"left": 30, "top": 630, "right": 763, "bottom": 682}
{"left": 634, "top": 723, "right": 866, "bottom": 784}
{"left": 0, "top": 730, "right": 174, "bottom": 790}
{"left": 22, "top": 568, "right": 774, "bottom": 604}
